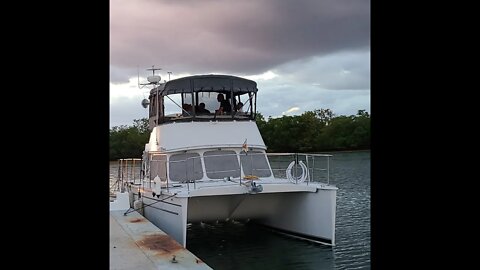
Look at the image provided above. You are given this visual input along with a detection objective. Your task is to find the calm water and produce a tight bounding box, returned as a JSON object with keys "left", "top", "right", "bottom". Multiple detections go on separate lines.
{"left": 110, "top": 151, "right": 370, "bottom": 269}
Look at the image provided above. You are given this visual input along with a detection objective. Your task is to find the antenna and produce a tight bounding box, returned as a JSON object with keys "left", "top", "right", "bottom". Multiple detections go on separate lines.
{"left": 137, "top": 65, "right": 141, "bottom": 89}
{"left": 147, "top": 65, "right": 162, "bottom": 75}
{"left": 139, "top": 65, "right": 162, "bottom": 87}
{"left": 147, "top": 65, "right": 162, "bottom": 84}
{"left": 167, "top": 71, "right": 172, "bottom": 81}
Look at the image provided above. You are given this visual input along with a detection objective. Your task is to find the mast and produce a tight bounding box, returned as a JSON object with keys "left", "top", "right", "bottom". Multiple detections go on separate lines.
{"left": 139, "top": 65, "right": 162, "bottom": 127}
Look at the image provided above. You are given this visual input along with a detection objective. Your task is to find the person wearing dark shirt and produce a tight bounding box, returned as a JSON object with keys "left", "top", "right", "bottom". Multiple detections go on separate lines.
{"left": 216, "top": 93, "right": 231, "bottom": 114}
{"left": 236, "top": 101, "right": 244, "bottom": 112}
{"left": 197, "top": 102, "right": 210, "bottom": 114}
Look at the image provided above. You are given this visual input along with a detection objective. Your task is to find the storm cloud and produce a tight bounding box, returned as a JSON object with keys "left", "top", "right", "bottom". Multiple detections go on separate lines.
{"left": 110, "top": 0, "right": 370, "bottom": 127}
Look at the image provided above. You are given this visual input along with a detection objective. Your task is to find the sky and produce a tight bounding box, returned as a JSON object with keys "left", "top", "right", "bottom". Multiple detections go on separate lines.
{"left": 110, "top": 0, "right": 370, "bottom": 128}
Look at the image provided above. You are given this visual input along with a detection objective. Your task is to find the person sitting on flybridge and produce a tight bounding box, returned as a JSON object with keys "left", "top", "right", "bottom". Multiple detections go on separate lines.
{"left": 236, "top": 101, "right": 244, "bottom": 113}
{"left": 182, "top": 103, "right": 192, "bottom": 116}
{"left": 216, "top": 93, "right": 231, "bottom": 115}
{"left": 196, "top": 102, "right": 210, "bottom": 114}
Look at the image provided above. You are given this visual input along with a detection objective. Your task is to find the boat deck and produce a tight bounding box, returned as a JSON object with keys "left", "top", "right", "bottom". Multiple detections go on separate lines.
{"left": 136, "top": 178, "right": 337, "bottom": 198}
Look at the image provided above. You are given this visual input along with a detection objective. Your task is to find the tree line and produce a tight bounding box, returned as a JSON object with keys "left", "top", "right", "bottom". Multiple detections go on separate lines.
{"left": 109, "top": 109, "right": 370, "bottom": 160}
{"left": 110, "top": 118, "right": 150, "bottom": 160}
{"left": 256, "top": 109, "right": 370, "bottom": 152}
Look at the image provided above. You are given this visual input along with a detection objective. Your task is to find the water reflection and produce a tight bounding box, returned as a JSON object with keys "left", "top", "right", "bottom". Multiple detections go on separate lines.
{"left": 187, "top": 221, "right": 335, "bottom": 270}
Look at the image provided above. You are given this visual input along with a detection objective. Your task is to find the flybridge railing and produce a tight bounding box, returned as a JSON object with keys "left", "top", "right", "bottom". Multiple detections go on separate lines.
{"left": 266, "top": 153, "right": 332, "bottom": 185}
{"left": 110, "top": 158, "right": 142, "bottom": 194}
{"left": 138, "top": 152, "right": 332, "bottom": 192}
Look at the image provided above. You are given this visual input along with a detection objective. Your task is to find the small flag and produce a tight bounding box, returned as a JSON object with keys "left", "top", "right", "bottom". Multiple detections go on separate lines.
{"left": 242, "top": 139, "right": 248, "bottom": 153}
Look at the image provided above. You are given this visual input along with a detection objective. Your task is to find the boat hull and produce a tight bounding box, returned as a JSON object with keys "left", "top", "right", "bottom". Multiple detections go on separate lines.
{"left": 132, "top": 184, "right": 336, "bottom": 247}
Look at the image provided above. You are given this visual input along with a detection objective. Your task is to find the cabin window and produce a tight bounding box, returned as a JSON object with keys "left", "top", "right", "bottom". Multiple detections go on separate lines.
{"left": 163, "top": 93, "right": 183, "bottom": 117}
{"left": 240, "top": 151, "right": 272, "bottom": 177}
{"left": 150, "top": 154, "right": 167, "bottom": 180}
{"left": 203, "top": 150, "right": 240, "bottom": 179}
{"left": 169, "top": 153, "right": 203, "bottom": 181}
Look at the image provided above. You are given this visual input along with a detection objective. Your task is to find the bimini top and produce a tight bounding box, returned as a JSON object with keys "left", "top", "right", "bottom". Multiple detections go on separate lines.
{"left": 153, "top": 74, "right": 258, "bottom": 96}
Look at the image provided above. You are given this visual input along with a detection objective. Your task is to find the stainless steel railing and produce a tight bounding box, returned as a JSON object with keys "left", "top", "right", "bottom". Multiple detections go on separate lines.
{"left": 137, "top": 151, "right": 332, "bottom": 191}
{"left": 266, "top": 153, "right": 332, "bottom": 184}
{"left": 110, "top": 158, "right": 142, "bottom": 193}
{"left": 110, "top": 151, "right": 332, "bottom": 194}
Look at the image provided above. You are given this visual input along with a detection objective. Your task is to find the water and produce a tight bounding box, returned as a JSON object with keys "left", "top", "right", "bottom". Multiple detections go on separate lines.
{"left": 186, "top": 151, "right": 370, "bottom": 269}
{"left": 110, "top": 151, "right": 370, "bottom": 269}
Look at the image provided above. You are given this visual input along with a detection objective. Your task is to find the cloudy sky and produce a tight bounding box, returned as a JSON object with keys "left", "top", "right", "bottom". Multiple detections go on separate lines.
{"left": 110, "top": 0, "right": 370, "bottom": 128}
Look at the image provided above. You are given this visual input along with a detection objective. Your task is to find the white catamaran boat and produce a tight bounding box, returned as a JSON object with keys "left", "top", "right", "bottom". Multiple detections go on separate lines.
{"left": 122, "top": 72, "right": 337, "bottom": 247}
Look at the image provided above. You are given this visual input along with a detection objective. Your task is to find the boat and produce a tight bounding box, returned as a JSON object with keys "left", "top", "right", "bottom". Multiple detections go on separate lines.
{"left": 120, "top": 71, "right": 338, "bottom": 247}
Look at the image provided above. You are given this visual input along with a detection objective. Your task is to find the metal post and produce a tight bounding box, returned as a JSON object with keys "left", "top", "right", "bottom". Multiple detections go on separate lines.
{"left": 139, "top": 159, "right": 143, "bottom": 200}
{"left": 117, "top": 159, "right": 121, "bottom": 191}
{"left": 239, "top": 152, "right": 242, "bottom": 186}
{"left": 305, "top": 154, "right": 310, "bottom": 185}
{"left": 120, "top": 159, "right": 123, "bottom": 183}
{"left": 193, "top": 156, "right": 196, "bottom": 190}
{"left": 125, "top": 160, "right": 129, "bottom": 183}
{"left": 185, "top": 153, "right": 189, "bottom": 191}
{"left": 166, "top": 158, "right": 170, "bottom": 193}
{"left": 147, "top": 159, "right": 151, "bottom": 189}
{"left": 295, "top": 153, "right": 298, "bottom": 184}
{"left": 133, "top": 159, "right": 136, "bottom": 183}
{"left": 149, "top": 157, "right": 152, "bottom": 188}
{"left": 312, "top": 156, "right": 315, "bottom": 182}
{"left": 129, "top": 160, "right": 131, "bottom": 183}
{"left": 327, "top": 156, "right": 330, "bottom": 184}
{"left": 156, "top": 86, "right": 159, "bottom": 126}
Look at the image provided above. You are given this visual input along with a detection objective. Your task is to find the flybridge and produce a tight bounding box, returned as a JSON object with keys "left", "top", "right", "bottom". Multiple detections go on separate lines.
{"left": 145, "top": 74, "right": 259, "bottom": 129}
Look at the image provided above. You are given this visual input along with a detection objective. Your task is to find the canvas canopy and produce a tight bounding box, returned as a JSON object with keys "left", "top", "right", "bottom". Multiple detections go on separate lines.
{"left": 151, "top": 75, "right": 258, "bottom": 96}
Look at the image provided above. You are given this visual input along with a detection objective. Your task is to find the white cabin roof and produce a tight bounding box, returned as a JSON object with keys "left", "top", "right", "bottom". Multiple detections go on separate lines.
{"left": 146, "top": 120, "right": 266, "bottom": 152}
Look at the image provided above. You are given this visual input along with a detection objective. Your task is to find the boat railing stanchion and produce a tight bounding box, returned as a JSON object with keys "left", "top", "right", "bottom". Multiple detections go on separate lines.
{"left": 147, "top": 159, "right": 151, "bottom": 189}
{"left": 132, "top": 158, "right": 136, "bottom": 184}
{"left": 150, "top": 159, "right": 154, "bottom": 191}
{"left": 184, "top": 154, "right": 189, "bottom": 191}
{"left": 139, "top": 159, "right": 143, "bottom": 201}
{"left": 239, "top": 152, "right": 242, "bottom": 186}
{"left": 120, "top": 159, "right": 123, "bottom": 187}
{"left": 126, "top": 160, "right": 129, "bottom": 184}
{"left": 327, "top": 155, "right": 330, "bottom": 184}
{"left": 166, "top": 159, "right": 170, "bottom": 193}
{"left": 295, "top": 153, "right": 298, "bottom": 184}
{"left": 305, "top": 154, "right": 310, "bottom": 185}
{"left": 117, "top": 159, "right": 121, "bottom": 192}
{"left": 193, "top": 156, "right": 196, "bottom": 190}
{"left": 312, "top": 155, "right": 315, "bottom": 182}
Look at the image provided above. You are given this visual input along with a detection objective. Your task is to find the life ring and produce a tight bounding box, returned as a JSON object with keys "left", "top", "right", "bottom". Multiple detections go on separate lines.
{"left": 286, "top": 160, "right": 308, "bottom": 183}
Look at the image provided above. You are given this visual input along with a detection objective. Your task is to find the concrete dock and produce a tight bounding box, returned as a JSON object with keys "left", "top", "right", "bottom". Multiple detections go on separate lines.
{"left": 110, "top": 210, "right": 212, "bottom": 270}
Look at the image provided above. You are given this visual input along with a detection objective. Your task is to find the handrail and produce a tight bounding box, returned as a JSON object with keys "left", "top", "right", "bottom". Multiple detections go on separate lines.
{"left": 115, "top": 152, "right": 333, "bottom": 192}
{"left": 111, "top": 158, "right": 143, "bottom": 194}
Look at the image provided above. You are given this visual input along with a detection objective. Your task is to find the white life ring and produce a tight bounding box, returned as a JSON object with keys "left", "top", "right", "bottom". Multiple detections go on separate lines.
{"left": 286, "top": 160, "right": 309, "bottom": 183}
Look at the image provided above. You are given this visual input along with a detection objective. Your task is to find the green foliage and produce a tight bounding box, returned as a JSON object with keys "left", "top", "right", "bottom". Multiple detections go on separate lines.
{"left": 109, "top": 109, "right": 370, "bottom": 160}
{"left": 109, "top": 118, "right": 150, "bottom": 160}
{"left": 256, "top": 109, "right": 370, "bottom": 152}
